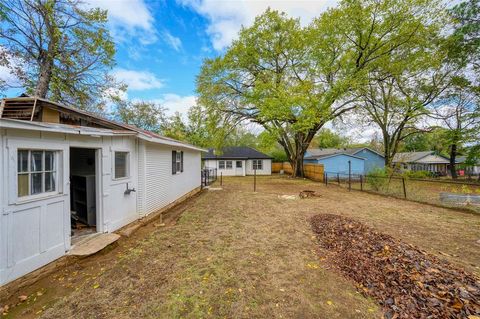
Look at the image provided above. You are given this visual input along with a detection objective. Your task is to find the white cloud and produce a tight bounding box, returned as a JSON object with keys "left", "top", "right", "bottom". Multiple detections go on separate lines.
{"left": 86, "top": 0, "right": 153, "bottom": 30}
{"left": 85, "top": 0, "right": 158, "bottom": 44}
{"left": 178, "top": 0, "right": 338, "bottom": 50}
{"left": 163, "top": 31, "right": 183, "bottom": 51}
{"left": 113, "top": 68, "right": 164, "bottom": 90}
{"left": 156, "top": 94, "right": 197, "bottom": 116}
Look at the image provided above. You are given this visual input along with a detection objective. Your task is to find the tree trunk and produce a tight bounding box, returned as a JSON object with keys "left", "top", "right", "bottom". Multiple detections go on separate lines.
{"left": 278, "top": 130, "right": 315, "bottom": 178}
{"left": 449, "top": 144, "right": 457, "bottom": 179}
{"left": 291, "top": 154, "right": 305, "bottom": 178}
{"left": 35, "top": 51, "right": 53, "bottom": 98}
{"left": 34, "top": 10, "right": 58, "bottom": 98}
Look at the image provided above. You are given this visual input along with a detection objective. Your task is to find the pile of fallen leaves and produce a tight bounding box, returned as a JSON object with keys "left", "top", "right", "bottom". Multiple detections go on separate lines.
{"left": 310, "top": 214, "right": 480, "bottom": 319}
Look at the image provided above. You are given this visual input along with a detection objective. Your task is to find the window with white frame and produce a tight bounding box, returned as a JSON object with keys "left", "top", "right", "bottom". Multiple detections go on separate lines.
{"left": 17, "top": 150, "right": 57, "bottom": 197}
{"left": 114, "top": 151, "right": 129, "bottom": 179}
{"left": 226, "top": 161, "right": 233, "bottom": 169}
{"left": 219, "top": 160, "right": 225, "bottom": 169}
{"left": 252, "top": 159, "right": 263, "bottom": 170}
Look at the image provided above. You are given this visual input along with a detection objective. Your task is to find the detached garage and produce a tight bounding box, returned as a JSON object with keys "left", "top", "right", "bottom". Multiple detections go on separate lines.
{"left": 0, "top": 97, "right": 203, "bottom": 286}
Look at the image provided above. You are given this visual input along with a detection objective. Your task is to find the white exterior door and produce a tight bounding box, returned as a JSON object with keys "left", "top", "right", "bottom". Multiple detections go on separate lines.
{"left": 235, "top": 160, "right": 243, "bottom": 176}
{"left": 1, "top": 138, "right": 70, "bottom": 286}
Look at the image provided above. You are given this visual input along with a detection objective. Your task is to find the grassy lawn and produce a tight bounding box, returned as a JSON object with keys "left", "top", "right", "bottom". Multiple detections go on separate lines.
{"left": 2, "top": 175, "right": 479, "bottom": 318}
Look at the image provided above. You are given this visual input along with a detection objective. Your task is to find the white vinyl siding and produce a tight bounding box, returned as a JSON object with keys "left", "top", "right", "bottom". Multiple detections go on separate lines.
{"left": 143, "top": 143, "right": 201, "bottom": 216}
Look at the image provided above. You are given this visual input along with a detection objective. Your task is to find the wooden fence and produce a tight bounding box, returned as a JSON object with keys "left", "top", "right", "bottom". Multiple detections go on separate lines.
{"left": 272, "top": 162, "right": 324, "bottom": 182}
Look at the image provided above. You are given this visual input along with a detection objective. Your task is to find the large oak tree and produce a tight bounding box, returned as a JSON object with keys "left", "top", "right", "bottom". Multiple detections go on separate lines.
{"left": 197, "top": 0, "right": 450, "bottom": 177}
{"left": 0, "top": 0, "right": 118, "bottom": 110}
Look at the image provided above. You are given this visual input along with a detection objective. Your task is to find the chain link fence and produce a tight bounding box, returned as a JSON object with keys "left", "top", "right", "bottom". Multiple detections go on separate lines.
{"left": 324, "top": 171, "right": 480, "bottom": 213}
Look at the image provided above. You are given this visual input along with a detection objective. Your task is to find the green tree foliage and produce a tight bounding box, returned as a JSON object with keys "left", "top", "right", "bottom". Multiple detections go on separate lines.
{"left": 451, "top": 0, "right": 480, "bottom": 82}
{"left": 0, "top": 0, "right": 120, "bottom": 110}
{"left": 310, "top": 129, "right": 351, "bottom": 149}
{"left": 400, "top": 128, "right": 450, "bottom": 155}
{"left": 356, "top": 0, "right": 453, "bottom": 166}
{"left": 162, "top": 112, "right": 189, "bottom": 141}
{"left": 431, "top": 77, "right": 480, "bottom": 178}
{"left": 113, "top": 100, "right": 166, "bottom": 133}
{"left": 197, "top": 1, "right": 451, "bottom": 177}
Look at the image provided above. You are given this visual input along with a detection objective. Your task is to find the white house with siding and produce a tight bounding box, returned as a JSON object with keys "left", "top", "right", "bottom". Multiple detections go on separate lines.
{"left": 0, "top": 96, "right": 203, "bottom": 286}
{"left": 202, "top": 147, "right": 272, "bottom": 176}
{"left": 392, "top": 151, "right": 450, "bottom": 174}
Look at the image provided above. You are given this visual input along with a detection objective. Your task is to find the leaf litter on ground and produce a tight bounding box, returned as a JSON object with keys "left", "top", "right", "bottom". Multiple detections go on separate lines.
{"left": 310, "top": 213, "right": 480, "bottom": 319}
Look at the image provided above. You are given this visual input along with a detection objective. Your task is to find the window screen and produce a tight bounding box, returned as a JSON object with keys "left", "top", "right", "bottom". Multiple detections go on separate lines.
{"left": 114, "top": 152, "right": 128, "bottom": 179}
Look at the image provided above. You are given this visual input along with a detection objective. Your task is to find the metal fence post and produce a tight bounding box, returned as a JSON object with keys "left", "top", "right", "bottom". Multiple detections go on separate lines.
{"left": 220, "top": 172, "right": 223, "bottom": 186}
{"left": 201, "top": 170, "right": 203, "bottom": 190}
{"left": 402, "top": 177, "right": 407, "bottom": 198}
{"left": 360, "top": 175, "right": 363, "bottom": 191}
{"left": 254, "top": 168, "right": 257, "bottom": 192}
{"left": 337, "top": 173, "right": 340, "bottom": 185}
{"left": 325, "top": 173, "right": 328, "bottom": 186}
{"left": 348, "top": 161, "right": 352, "bottom": 191}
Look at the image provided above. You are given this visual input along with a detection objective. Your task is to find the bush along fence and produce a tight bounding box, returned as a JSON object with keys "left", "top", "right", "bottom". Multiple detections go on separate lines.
{"left": 201, "top": 168, "right": 217, "bottom": 188}
{"left": 324, "top": 171, "right": 480, "bottom": 213}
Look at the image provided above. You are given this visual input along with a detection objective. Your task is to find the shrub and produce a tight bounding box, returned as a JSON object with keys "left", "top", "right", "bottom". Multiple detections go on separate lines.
{"left": 402, "top": 170, "right": 432, "bottom": 179}
{"left": 366, "top": 168, "right": 389, "bottom": 191}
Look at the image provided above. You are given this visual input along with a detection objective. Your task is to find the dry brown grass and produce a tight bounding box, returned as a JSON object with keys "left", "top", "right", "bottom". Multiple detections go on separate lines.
{"left": 3, "top": 175, "right": 479, "bottom": 318}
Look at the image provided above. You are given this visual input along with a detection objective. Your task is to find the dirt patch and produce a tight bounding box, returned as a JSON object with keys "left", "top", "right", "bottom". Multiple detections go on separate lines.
{"left": 311, "top": 213, "right": 480, "bottom": 318}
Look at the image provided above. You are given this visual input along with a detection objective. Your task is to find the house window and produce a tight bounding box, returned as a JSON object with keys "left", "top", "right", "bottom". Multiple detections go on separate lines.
{"left": 172, "top": 151, "right": 184, "bottom": 174}
{"left": 114, "top": 152, "right": 129, "bottom": 179}
{"left": 253, "top": 159, "right": 263, "bottom": 170}
{"left": 236, "top": 161, "right": 242, "bottom": 168}
{"left": 219, "top": 160, "right": 225, "bottom": 169}
{"left": 17, "top": 150, "right": 57, "bottom": 197}
{"left": 226, "top": 161, "right": 233, "bottom": 169}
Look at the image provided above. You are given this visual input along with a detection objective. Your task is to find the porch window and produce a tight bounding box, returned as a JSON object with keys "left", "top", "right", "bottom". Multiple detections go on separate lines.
{"left": 17, "top": 150, "right": 57, "bottom": 197}
{"left": 253, "top": 159, "right": 263, "bottom": 170}
{"left": 114, "top": 152, "right": 129, "bottom": 179}
{"left": 219, "top": 160, "right": 225, "bottom": 169}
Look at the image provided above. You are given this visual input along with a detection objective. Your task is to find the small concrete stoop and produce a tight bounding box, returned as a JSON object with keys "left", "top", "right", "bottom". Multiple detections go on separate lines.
{"left": 68, "top": 233, "right": 121, "bottom": 257}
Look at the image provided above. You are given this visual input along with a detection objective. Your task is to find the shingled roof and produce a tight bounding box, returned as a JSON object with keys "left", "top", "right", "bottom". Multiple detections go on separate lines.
{"left": 306, "top": 147, "right": 383, "bottom": 159}
{"left": 202, "top": 146, "right": 272, "bottom": 159}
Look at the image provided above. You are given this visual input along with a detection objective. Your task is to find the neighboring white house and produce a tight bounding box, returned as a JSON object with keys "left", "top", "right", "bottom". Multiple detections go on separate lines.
{"left": 202, "top": 147, "right": 272, "bottom": 176}
{"left": 392, "top": 151, "right": 450, "bottom": 174}
{"left": 0, "top": 96, "right": 203, "bottom": 286}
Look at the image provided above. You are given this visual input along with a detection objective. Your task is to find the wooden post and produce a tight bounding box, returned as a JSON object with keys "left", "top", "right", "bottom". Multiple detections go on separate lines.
{"left": 30, "top": 98, "right": 38, "bottom": 121}
{"left": 325, "top": 173, "right": 328, "bottom": 186}
{"left": 254, "top": 168, "right": 257, "bottom": 192}
{"left": 348, "top": 161, "right": 352, "bottom": 191}
{"left": 360, "top": 175, "right": 363, "bottom": 191}
{"left": 337, "top": 173, "right": 340, "bottom": 185}
{"left": 220, "top": 172, "right": 223, "bottom": 186}
{"left": 402, "top": 177, "right": 407, "bottom": 198}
